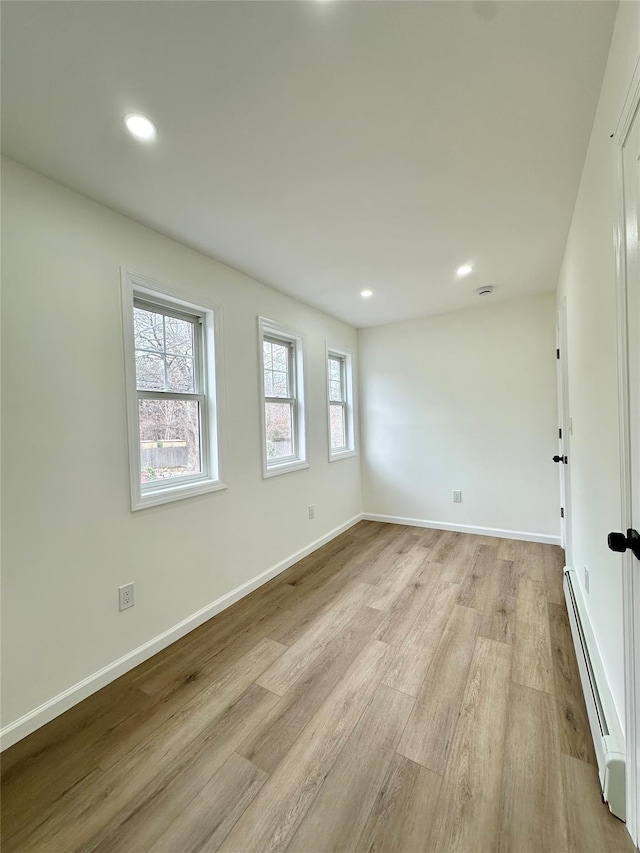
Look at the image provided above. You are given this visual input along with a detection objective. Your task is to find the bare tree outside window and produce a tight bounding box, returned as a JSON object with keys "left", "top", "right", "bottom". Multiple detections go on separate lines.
{"left": 259, "top": 318, "right": 307, "bottom": 477}
{"left": 134, "top": 305, "right": 202, "bottom": 482}
{"left": 263, "top": 338, "right": 295, "bottom": 459}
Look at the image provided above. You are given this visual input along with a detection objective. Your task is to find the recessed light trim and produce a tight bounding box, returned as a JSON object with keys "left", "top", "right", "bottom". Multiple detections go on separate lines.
{"left": 360, "top": 289, "right": 373, "bottom": 298}
{"left": 456, "top": 264, "right": 473, "bottom": 278}
{"left": 124, "top": 113, "right": 157, "bottom": 141}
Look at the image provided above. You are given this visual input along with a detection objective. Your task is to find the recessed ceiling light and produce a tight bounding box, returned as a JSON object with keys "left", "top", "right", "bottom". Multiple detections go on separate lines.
{"left": 124, "top": 113, "right": 157, "bottom": 141}
{"left": 456, "top": 264, "right": 473, "bottom": 278}
{"left": 360, "top": 289, "right": 373, "bottom": 298}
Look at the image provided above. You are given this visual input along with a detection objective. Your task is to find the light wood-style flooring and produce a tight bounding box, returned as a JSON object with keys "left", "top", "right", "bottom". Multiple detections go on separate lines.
{"left": 1, "top": 522, "right": 634, "bottom": 852}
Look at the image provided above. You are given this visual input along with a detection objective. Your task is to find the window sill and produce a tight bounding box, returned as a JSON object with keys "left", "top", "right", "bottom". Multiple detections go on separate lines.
{"left": 263, "top": 459, "right": 310, "bottom": 479}
{"left": 133, "top": 477, "right": 228, "bottom": 511}
{"left": 329, "top": 449, "right": 358, "bottom": 462}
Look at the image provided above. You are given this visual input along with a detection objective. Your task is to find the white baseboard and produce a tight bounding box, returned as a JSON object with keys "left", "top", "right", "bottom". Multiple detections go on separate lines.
{"left": 563, "top": 567, "right": 625, "bottom": 819}
{"left": 0, "top": 513, "right": 363, "bottom": 752}
{"left": 362, "top": 513, "right": 561, "bottom": 546}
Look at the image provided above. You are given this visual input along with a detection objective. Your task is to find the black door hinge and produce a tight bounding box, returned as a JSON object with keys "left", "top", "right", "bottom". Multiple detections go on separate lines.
{"left": 556, "top": 348, "right": 560, "bottom": 359}
{"left": 560, "top": 507, "right": 565, "bottom": 518}
{"left": 559, "top": 428, "right": 562, "bottom": 439}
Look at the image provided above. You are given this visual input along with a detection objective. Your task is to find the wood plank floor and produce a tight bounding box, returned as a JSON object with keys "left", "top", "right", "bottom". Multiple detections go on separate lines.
{"left": 1, "top": 522, "right": 634, "bottom": 853}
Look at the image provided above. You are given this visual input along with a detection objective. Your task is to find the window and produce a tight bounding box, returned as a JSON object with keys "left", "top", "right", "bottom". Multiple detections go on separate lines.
{"left": 259, "top": 317, "right": 308, "bottom": 477}
{"left": 122, "top": 269, "right": 226, "bottom": 510}
{"left": 327, "top": 347, "right": 357, "bottom": 460}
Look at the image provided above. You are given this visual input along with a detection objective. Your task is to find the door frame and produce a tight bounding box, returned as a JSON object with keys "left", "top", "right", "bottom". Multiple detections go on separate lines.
{"left": 613, "top": 60, "right": 640, "bottom": 847}
{"left": 556, "top": 297, "right": 572, "bottom": 563}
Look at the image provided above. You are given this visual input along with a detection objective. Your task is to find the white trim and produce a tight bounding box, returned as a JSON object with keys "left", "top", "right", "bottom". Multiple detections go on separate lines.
{"left": 258, "top": 316, "right": 308, "bottom": 479}
{"left": 0, "top": 513, "right": 364, "bottom": 752}
{"left": 613, "top": 64, "right": 640, "bottom": 846}
{"left": 121, "top": 268, "right": 228, "bottom": 510}
{"left": 262, "top": 459, "right": 310, "bottom": 479}
{"left": 329, "top": 449, "right": 358, "bottom": 462}
{"left": 127, "top": 475, "right": 228, "bottom": 510}
{"left": 362, "top": 513, "right": 561, "bottom": 545}
{"left": 614, "top": 54, "right": 640, "bottom": 143}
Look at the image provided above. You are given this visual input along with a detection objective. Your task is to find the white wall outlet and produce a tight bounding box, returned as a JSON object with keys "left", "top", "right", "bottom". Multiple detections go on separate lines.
{"left": 308, "top": 505, "right": 315, "bottom": 520}
{"left": 584, "top": 566, "right": 589, "bottom": 594}
{"left": 119, "top": 582, "right": 135, "bottom": 611}
{"left": 452, "top": 490, "right": 462, "bottom": 503}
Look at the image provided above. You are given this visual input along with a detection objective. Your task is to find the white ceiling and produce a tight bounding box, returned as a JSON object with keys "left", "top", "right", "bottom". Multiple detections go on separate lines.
{"left": 1, "top": 1, "right": 616, "bottom": 328}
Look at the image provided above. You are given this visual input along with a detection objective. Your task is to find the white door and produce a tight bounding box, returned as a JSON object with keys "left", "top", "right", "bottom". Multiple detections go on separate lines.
{"left": 612, "top": 90, "right": 640, "bottom": 845}
{"left": 622, "top": 95, "right": 640, "bottom": 847}
{"left": 557, "top": 298, "right": 572, "bottom": 562}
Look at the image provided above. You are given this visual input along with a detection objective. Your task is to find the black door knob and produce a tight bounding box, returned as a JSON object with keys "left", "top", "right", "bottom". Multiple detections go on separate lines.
{"left": 607, "top": 529, "right": 640, "bottom": 560}
{"left": 552, "top": 455, "right": 568, "bottom": 463}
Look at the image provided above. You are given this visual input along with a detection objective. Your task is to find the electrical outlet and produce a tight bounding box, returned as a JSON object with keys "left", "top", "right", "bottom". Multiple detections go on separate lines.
{"left": 452, "top": 490, "right": 462, "bottom": 503}
{"left": 308, "top": 505, "right": 315, "bottom": 520}
{"left": 584, "top": 566, "right": 589, "bottom": 594}
{"left": 119, "top": 582, "right": 135, "bottom": 611}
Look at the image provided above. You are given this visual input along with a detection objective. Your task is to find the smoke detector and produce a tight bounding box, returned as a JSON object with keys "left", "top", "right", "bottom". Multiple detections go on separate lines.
{"left": 476, "top": 286, "right": 494, "bottom": 296}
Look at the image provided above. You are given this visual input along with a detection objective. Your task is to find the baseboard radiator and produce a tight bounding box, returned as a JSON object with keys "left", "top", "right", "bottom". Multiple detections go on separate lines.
{"left": 563, "top": 568, "right": 626, "bottom": 820}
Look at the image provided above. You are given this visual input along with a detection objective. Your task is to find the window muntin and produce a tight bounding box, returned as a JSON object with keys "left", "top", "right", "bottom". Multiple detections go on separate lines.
{"left": 327, "top": 347, "right": 356, "bottom": 460}
{"left": 259, "top": 318, "right": 307, "bottom": 477}
{"left": 122, "top": 270, "right": 226, "bottom": 510}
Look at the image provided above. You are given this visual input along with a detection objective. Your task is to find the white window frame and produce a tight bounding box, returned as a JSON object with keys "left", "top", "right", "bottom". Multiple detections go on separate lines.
{"left": 121, "top": 269, "right": 227, "bottom": 510}
{"left": 259, "top": 316, "right": 308, "bottom": 478}
{"left": 326, "top": 344, "right": 357, "bottom": 461}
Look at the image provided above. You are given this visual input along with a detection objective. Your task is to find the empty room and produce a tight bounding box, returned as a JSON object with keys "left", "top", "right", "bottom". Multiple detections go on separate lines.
{"left": 1, "top": 1, "right": 639, "bottom": 851}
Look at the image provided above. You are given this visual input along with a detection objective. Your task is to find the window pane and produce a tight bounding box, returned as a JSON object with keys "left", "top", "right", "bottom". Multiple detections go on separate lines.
{"left": 136, "top": 352, "right": 165, "bottom": 391}
{"left": 264, "top": 339, "right": 291, "bottom": 399}
{"left": 330, "top": 380, "right": 343, "bottom": 402}
{"left": 139, "top": 398, "right": 201, "bottom": 483}
{"left": 265, "top": 401, "right": 294, "bottom": 460}
{"left": 329, "top": 358, "right": 341, "bottom": 382}
{"left": 134, "top": 307, "right": 164, "bottom": 352}
{"left": 167, "top": 356, "right": 195, "bottom": 393}
{"left": 271, "top": 342, "right": 289, "bottom": 371}
{"left": 164, "top": 315, "right": 194, "bottom": 357}
{"left": 271, "top": 370, "right": 289, "bottom": 398}
{"left": 329, "top": 356, "right": 344, "bottom": 402}
{"left": 263, "top": 340, "right": 273, "bottom": 370}
{"left": 330, "top": 403, "right": 346, "bottom": 449}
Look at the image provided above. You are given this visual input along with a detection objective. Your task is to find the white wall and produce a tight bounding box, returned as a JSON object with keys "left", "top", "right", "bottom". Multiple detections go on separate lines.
{"left": 359, "top": 293, "right": 559, "bottom": 540}
{"left": 0, "top": 158, "right": 361, "bottom": 733}
{"left": 556, "top": 1, "right": 640, "bottom": 732}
